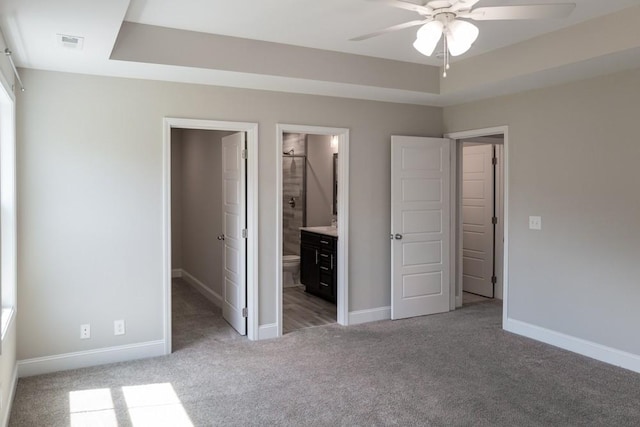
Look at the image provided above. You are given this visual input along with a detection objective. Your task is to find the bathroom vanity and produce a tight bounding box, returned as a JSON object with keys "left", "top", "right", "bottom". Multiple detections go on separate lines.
{"left": 300, "top": 227, "right": 338, "bottom": 304}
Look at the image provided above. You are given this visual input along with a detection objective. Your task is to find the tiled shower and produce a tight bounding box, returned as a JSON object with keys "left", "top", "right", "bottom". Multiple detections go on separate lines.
{"left": 282, "top": 133, "right": 307, "bottom": 256}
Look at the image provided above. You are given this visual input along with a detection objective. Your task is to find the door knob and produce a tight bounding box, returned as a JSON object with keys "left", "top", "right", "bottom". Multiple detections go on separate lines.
{"left": 394, "top": 234, "right": 403, "bottom": 240}
{"left": 217, "top": 234, "right": 225, "bottom": 241}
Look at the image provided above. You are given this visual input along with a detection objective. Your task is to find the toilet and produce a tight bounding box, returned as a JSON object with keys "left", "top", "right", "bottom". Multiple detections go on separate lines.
{"left": 282, "top": 255, "right": 301, "bottom": 288}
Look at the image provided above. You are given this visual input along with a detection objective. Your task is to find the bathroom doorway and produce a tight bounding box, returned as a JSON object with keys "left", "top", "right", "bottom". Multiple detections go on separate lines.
{"left": 276, "top": 124, "right": 349, "bottom": 337}
{"left": 281, "top": 133, "right": 336, "bottom": 333}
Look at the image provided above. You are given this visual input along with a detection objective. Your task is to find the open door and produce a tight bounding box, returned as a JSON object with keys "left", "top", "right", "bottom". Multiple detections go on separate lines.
{"left": 391, "top": 136, "right": 450, "bottom": 320}
{"left": 462, "top": 144, "right": 494, "bottom": 297}
{"left": 222, "top": 132, "right": 247, "bottom": 335}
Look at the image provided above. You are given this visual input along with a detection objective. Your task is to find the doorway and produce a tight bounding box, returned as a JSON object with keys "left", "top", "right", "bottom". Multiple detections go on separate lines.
{"left": 281, "top": 133, "right": 338, "bottom": 333}
{"left": 460, "top": 138, "right": 504, "bottom": 304}
{"left": 163, "top": 118, "right": 259, "bottom": 354}
{"left": 447, "top": 126, "right": 509, "bottom": 326}
{"left": 276, "top": 124, "right": 349, "bottom": 337}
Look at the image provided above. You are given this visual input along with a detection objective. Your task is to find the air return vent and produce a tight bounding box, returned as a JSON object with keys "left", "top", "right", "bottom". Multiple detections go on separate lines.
{"left": 57, "top": 34, "right": 84, "bottom": 50}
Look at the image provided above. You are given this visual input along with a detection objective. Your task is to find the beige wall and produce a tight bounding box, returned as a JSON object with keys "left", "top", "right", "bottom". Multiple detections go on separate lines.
{"left": 444, "top": 67, "right": 640, "bottom": 355}
{"left": 179, "top": 129, "right": 229, "bottom": 298}
{"left": 16, "top": 69, "right": 442, "bottom": 359}
{"left": 12, "top": 57, "right": 640, "bottom": 374}
{"left": 306, "top": 134, "right": 333, "bottom": 227}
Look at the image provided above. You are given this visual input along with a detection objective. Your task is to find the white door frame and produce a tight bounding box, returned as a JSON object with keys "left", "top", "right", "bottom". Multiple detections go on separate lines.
{"left": 446, "top": 126, "right": 509, "bottom": 328}
{"left": 163, "top": 118, "right": 259, "bottom": 353}
{"left": 276, "top": 124, "right": 350, "bottom": 336}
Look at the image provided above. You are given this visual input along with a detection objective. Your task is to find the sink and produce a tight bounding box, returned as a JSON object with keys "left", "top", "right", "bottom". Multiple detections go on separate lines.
{"left": 299, "top": 226, "right": 338, "bottom": 237}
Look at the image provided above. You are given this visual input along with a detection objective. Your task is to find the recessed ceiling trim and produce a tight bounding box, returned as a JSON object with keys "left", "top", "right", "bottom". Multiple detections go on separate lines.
{"left": 111, "top": 22, "right": 441, "bottom": 95}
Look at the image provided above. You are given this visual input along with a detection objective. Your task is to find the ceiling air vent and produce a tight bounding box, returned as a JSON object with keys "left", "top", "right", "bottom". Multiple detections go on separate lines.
{"left": 57, "top": 34, "right": 84, "bottom": 50}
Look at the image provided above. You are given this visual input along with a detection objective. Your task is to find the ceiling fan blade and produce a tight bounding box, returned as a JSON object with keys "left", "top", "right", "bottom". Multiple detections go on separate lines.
{"left": 450, "top": 0, "right": 481, "bottom": 12}
{"left": 373, "top": 0, "right": 433, "bottom": 16}
{"left": 350, "top": 19, "right": 429, "bottom": 41}
{"left": 463, "top": 4, "right": 576, "bottom": 21}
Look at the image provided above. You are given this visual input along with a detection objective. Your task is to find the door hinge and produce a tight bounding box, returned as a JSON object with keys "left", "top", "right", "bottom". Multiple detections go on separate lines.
{"left": 491, "top": 276, "right": 497, "bottom": 284}
{"left": 242, "top": 307, "right": 248, "bottom": 318}
{"left": 241, "top": 149, "right": 247, "bottom": 159}
{"left": 492, "top": 216, "right": 498, "bottom": 225}
{"left": 242, "top": 229, "right": 248, "bottom": 239}
{"left": 492, "top": 156, "right": 497, "bottom": 165}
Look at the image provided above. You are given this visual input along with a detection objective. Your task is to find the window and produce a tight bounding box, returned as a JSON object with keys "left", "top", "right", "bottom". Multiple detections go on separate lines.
{"left": 0, "top": 72, "right": 17, "bottom": 341}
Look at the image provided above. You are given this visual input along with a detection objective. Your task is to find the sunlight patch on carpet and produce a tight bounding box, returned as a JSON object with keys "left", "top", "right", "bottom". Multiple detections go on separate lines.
{"left": 69, "top": 388, "right": 117, "bottom": 427}
{"left": 69, "top": 383, "right": 193, "bottom": 427}
{"left": 122, "top": 383, "right": 194, "bottom": 427}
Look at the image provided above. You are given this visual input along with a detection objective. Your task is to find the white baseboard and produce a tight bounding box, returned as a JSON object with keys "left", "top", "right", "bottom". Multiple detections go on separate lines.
{"left": 505, "top": 318, "right": 640, "bottom": 374}
{"left": 17, "top": 340, "right": 166, "bottom": 378}
{"left": 348, "top": 306, "right": 391, "bottom": 325}
{"left": 181, "top": 270, "right": 223, "bottom": 308}
{"left": 172, "top": 268, "right": 183, "bottom": 278}
{"left": 257, "top": 323, "right": 278, "bottom": 340}
{"left": 1, "top": 364, "right": 17, "bottom": 427}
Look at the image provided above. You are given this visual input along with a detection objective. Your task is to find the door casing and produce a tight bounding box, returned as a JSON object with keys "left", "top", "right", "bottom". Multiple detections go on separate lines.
{"left": 276, "top": 124, "right": 350, "bottom": 336}
{"left": 446, "top": 126, "right": 509, "bottom": 328}
{"left": 163, "top": 118, "right": 259, "bottom": 353}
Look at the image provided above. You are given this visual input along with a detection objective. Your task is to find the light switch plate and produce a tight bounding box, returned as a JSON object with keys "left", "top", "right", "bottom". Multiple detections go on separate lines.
{"left": 529, "top": 216, "right": 542, "bottom": 230}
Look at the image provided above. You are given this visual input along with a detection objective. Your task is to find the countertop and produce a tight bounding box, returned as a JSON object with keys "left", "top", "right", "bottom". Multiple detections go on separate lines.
{"left": 300, "top": 226, "right": 338, "bottom": 238}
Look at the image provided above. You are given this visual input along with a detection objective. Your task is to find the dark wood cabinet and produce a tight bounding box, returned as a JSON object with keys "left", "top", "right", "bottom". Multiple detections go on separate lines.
{"left": 299, "top": 243, "right": 319, "bottom": 291}
{"left": 300, "top": 230, "right": 337, "bottom": 304}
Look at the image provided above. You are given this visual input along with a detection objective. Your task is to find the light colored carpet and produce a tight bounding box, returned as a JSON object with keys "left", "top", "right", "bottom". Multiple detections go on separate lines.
{"left": 9, "top": 282, "right": 640, "bottom": 426}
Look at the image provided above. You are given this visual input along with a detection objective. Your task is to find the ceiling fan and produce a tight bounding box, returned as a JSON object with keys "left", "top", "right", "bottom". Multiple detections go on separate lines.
{"left": 351, "top": 0, "right": 576, "bottom": 76}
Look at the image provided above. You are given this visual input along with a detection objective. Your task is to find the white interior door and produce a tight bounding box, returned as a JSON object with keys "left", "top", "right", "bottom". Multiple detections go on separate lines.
{"left": 462, "top": 144, "right": 494, "bottom": 298}
{"left": 391, "top": 136, "right": 450, "bottom": 320}
{"left": 222, "top": 132, "right": 247, "bottom": 335}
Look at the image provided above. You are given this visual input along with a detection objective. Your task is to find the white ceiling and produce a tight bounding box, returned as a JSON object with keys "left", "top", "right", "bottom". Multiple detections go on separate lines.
{"left": 1, "top": 0, "right": 639, "bottom": 105}
{"left": 124, "top": 0, "right": 640, "bottom": 65}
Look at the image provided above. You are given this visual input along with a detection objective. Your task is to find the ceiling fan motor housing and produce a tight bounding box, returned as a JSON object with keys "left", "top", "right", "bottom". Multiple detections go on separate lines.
{"left": 435, "top": 12, "right": 457, "bottom": 25}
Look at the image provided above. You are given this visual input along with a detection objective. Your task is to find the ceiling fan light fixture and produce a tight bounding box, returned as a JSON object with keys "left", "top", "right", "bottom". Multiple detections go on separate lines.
{"left": 412, "top": 20, "right": 443, "bottom": 57}
{"left": 445, "top": 20, "right": 479, "bottom": 56}
{"left": 356, "top": 0, "right": 576, "bottom": 77}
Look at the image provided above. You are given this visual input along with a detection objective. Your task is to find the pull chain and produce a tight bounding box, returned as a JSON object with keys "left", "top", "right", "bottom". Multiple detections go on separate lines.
{"left": 443, "top": 33, "right": 448, "bottom": 78}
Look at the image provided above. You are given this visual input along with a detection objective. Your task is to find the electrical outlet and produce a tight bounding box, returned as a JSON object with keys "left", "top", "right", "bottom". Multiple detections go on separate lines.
{"left": 114, "top": 320, "right": 126, "bottom": 336}
{"left": 80, "top": 324, "right": 91, "bottom": 339}
{"left": 529, "top": 216, "right": 542, "bottom": 230}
